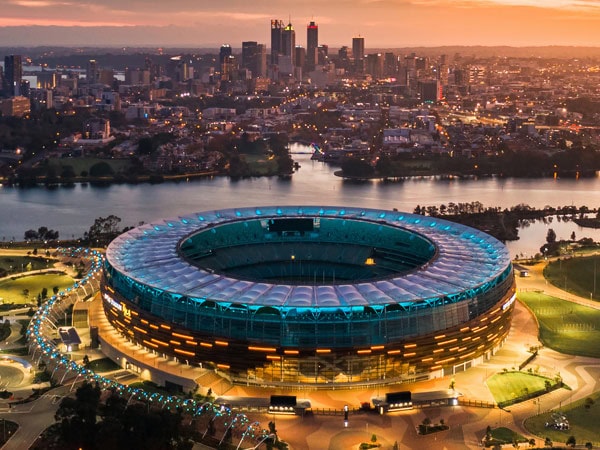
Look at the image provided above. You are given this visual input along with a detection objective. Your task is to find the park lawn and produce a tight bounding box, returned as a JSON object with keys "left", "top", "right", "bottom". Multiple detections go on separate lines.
{"left": 487, "top": 427, "right": 528, "bottom": 446}
{"left": 0, "top": 273, "right": 74, "bottom": 305}
{"left": 518, "top": 292, "right": 600, "bottom": 358}
{"left": 543, "top": 255, "right": 600, "bottom": 300}
{"left": 0, "top": 256, "right": 55, "bottom": 274}
{"left": 524, "top": 392, "right": 600, "bottom": 445}
{"left": 244, "top": 154, "right": 279, "bottom": 176}
{"left": 487, "top": 372, "right": 555, "bottom": 406}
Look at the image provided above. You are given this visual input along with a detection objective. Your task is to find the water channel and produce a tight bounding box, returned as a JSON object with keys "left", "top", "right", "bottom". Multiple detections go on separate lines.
{"left": 2, "top": 143, "right": 600, "bottom": 258}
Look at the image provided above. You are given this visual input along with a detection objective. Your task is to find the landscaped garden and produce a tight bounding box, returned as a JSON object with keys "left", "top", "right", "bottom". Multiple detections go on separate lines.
{"left": 486, "top": 371, "right": 563, "bottom": 407}
{"left": 0, "top": 273, "right": 74, "bottom": 305}
{"left": 524, "top": 391, "right": 600, "bottom": 447}
{"left": 518, "top": 291, "right": 600, "bottom": 358}
{"left": 0, "top": 255, "right": 55, "bottom": 276}
{"left": 483, "top": 426, "right": 528, "bottom": 448}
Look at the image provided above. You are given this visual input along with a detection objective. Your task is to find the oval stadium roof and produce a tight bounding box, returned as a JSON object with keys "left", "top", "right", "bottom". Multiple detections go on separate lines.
{"left": 105, "top": 206, "right": 512, "bottom": 310}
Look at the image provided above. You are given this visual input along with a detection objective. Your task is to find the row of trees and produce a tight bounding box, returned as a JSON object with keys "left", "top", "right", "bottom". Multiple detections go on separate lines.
{"left": 49, "top": 382, "right": 194, "bottom": 450}
{"left": 23, "top": 227, "right": 59, "bottom": 242}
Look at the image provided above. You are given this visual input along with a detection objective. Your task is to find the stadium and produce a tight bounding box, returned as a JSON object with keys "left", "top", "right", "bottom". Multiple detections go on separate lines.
{"left": 101, "top": 206, "right": 516, "bottom": 386}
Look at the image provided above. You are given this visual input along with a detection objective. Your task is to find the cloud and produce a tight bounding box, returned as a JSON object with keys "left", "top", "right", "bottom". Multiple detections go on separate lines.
{"left": 9, "top": 0, "right": 71, "bottom": 6}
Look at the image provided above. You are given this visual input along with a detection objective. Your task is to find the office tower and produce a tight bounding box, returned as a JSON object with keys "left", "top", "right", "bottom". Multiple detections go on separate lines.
{"left": 420, "top": 79, "right": 441, "bottom": 103}
{"left": 242, "top": 41, "right": 267, "bottom": 78}
{"left": 271, "top": 19, "right": 284, "bottom": 64}
{"left": 219, "top": 45, "right": 233, "bottom": 80}
{"left": 352, "top": 36, "right": 365, "bottom": 72}
{"left": 295, "top": 46, "right": 306, "bottom": 69}
{"left": 384, "top": 52, "right": 398, "bottom": 77}
{"left": 3, "top": 55, "right": 23, "bottom": 97}
{"left": 87, "top": 59, "right": 99, "bottom": 85}
{"left": 242, "top": 41, "right": 258, "bottom": 70}
{"left": 281, "top": 21, "right": 296, "bottom": 58}
{"left": 366, "top": 53, "right": 383, "bottom": 78}
{"left": 255, "top": 44, "right": 267, "bottom": 78}
{"left": 306, "top": 21, "right": 318, "bottom": 71}
{"left": 317, "top": 44, "right": 328, "bottom": 66}
{"left": 219, "top": 45, "right": 232, "bottom": 65}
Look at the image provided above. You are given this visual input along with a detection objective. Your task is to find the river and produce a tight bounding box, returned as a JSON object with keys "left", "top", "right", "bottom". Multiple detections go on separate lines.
{"left": 1, "top": 143, "right": 600, "bottom": 258}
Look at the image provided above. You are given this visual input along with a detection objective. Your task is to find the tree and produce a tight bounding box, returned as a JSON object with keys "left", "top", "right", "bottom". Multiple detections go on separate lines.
{"left": 585, "top": 397, "right": 595, "bottom": 409}
{"left": 86, "top": 215, "right": 122, "bottom": 246}
{"left": 529, "top": 438, "right": 536, "bottom": 447}
{"left": 585, "top": 442, "right": 593, "bottom": 449}
{"left": 421, "top": 417, "right": 431, "bottom": 434}
{"left": 24, "top": 229, "right": 38, "bottom": 241}
{"left": 545, "top": 437, "right": 553, "bottom": 447}
{"left": 276, "top": 154, "right": 295, "bottom": 176}
{"left": 89, "top": 161, "right": 114, "bottom": 177}
{"left": 485, "top": 425, "right": 492, "bottom": 443}
{"left": 546, "top": 228, "right": 557, "bottom": 244}
{"left": 340, "top": 157, "right": 374, "bottom": 178}
{"left": 566, "top": 435, "right": 576, "bottom": 447}
{"left": 371, "top": 433, "right": 377, "bottom": 443}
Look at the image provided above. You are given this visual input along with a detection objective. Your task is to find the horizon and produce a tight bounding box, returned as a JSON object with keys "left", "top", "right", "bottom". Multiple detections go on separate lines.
{"left": 1, "top": 0, "right": 600, "bottom": 48}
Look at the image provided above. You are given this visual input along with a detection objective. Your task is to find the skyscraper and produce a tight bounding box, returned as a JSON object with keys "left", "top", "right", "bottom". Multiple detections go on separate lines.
{"left": 87, "top": 59, "right": 99, "bottom": 85}
{"left": 306, "top": 21, "right": 318, "bottom": 71}
{"left": 242, "top": 41, "right": 257, "bottom": 70}
{"left": 3, "top": 55, "right": 23, "bottom": 97}
{"left": 219, "top": 45, "right": 232, "bottom": 65}
{"left": 281, "top": 21, "right": 296, "bottom": 58}
{"left": 270, "top": 19, "right": 284, "bottom": 64}
{"left": 242, "top": 41, "right": 267, "bottom": 78}
{"left": 352, "top": 36, "right": 365, "bottom": 73}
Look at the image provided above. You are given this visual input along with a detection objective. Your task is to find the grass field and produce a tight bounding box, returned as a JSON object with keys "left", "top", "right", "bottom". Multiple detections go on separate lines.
{"left": 524, "top": 391, "right": 600, "bottom": 445}
{"left": 518, "top": 292, "right": 600, "bottom": 358}
{"left": 487, "top": 371, "right": 557, "bottom": 406}
{"left": 0, "top": 273, "right": 74, "bottom": 304}
{"left": 487, "top": 427, "right": 528, "bottom": 446}
{"left": 244, "top": 154, "right": 279, "bottom": 175}
{"left": 544, "top": 255, "right": 600, "bottom": 300}
{"left": 0, "top": 256, "right": 55, "bottom": 274}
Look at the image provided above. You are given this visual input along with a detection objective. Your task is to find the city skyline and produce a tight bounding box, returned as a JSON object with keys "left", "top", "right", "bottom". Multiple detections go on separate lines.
{"left": 0, "top": 0, "right": 600, "bottom": 48}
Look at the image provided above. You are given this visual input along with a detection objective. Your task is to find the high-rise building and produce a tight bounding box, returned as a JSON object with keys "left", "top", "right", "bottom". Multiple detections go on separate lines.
{"left": 295, "top": 46, "right": 306, "bottom": 69}
{"left": 270, "top": 19, "right": 284, "bottom": 64}
{"left": 419, "top": 79, "right": 442, "bottom": 103}
{"left": 281, "top": 22, "right": 296, "bottom": 58}
{"left": 87, "top": 59, "right": 99, "bottom": 85}
{"left": 242, "top": 41, "right": 258, "bottom": 70}
{"left": 384, "top": 52, "right": 398, "bottom": 77}
{"left": 352, "top": 37, "right": 365, "bottom": 72}
{"left": 219, "top": 45, "right": 232, "bottom": 65}
{"left": 317, "top": 45, "right": 329, "bottom": 66}
{"left": 242, "top": 41, "right": 267, "bottom": 78}
{"left": 3, "top": 55, "right": 23, "bottom": 97}
{"left": 366, "top": 53, "right": 383, "bottom": 78}
{"left": 306, "top": 21, "right": 318, "bottom": 71}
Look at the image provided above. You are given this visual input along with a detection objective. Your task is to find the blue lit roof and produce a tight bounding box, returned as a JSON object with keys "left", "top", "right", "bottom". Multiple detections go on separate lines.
{"left": 105, "top": 206, "right": 512, "bottom": 309}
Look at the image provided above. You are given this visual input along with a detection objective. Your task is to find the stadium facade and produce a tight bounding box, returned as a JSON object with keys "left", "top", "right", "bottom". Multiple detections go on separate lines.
{"left": 101, "top": 206, "right": 515, "bottom": 385}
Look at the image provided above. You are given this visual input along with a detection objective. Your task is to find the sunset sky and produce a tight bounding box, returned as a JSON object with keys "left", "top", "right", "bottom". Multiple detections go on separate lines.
{"left": 1, "top": 0, "right": 600, "bottom": 47}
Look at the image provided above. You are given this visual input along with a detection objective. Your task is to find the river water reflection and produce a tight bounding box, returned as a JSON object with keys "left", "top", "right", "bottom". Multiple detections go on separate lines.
{"left": 1, "top": 143, "right": 599, "bottom": 258}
